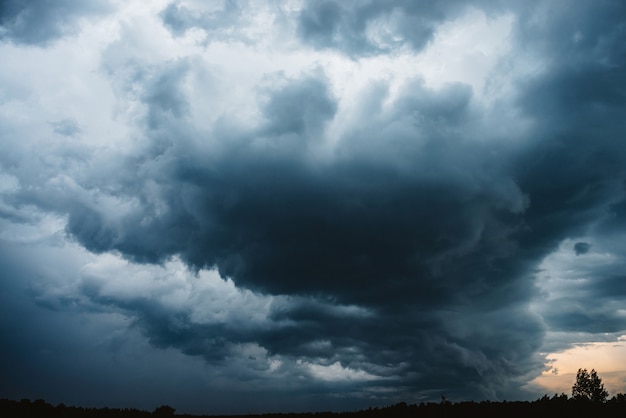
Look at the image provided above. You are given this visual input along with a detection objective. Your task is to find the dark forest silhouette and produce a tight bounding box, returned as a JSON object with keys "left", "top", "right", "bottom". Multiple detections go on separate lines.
{"left": 572, "top": 368, "right": 609, "bottom": 402}
{"left": 1, "top": 394, "right": 625, "bottom": 418}
{"left": 2, "top": 371, "right": 624, "bottom": 418}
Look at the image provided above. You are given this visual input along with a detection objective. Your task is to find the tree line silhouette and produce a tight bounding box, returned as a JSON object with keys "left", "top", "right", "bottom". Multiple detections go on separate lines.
{"left": 2, "top": 369, "right": 624, "bottom": 418}
{"left": 2, "top": 395, "right": 624, "bottom": 418}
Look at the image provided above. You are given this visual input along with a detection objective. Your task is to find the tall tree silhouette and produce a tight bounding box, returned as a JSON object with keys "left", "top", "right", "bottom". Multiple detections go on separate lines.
{"left": 152, "top": 405, "right": 175, "bottom": 416}
{"left": 572, "top": 368, "right": 609, "bottom": 403}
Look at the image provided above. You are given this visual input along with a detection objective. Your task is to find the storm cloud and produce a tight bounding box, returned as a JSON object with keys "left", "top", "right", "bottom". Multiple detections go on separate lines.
{"left": 1, "top": 0, "right": 625, "bottom": 414}
{"left": 0, "top": 0, "right": 110, "bottom": 45}
{"left": 296, "top": 0, "right": 504, "bottom": 55}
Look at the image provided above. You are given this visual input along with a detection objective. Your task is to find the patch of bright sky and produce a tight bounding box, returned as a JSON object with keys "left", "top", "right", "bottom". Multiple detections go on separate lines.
{"left": 535, "top": 238, "right": 618, "bottom": 301}
{"left": 532, "top": 337, "right": 626, "bottom": 396}
{"left": 531, "top": 239, "right": 626, "bottom": 396}
{"left": 300, "top": 360, "right": 379, "bottom": 382}
{"left": 410, "top": 8, "right": 514, "bottom": 97}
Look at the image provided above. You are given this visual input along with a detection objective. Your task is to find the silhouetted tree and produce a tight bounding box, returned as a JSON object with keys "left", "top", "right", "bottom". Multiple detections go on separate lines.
{"left": 609, "top": 392, "right": 625, "bottom": 404}
{"left": 152, "top": 404, "right": 175, "bottom": 416}
{"left": 572, "top": 368, "right": 609, "bottom": 403}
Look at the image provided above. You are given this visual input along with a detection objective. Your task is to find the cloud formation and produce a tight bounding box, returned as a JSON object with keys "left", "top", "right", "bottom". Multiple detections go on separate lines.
{"left": 0, "top": 0, "right": 110, "bottom": 45}
{"left": 296, "top": 0, "right": 498, "bottom": 56}
{"left": 1, "top": 0, "right": 625, "bottom": 413}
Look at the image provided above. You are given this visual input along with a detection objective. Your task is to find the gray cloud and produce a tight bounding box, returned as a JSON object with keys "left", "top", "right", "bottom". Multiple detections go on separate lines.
{"left": 0, "top": 51, "right": 548, "bottom": 400}
{"left": 50, "top": 119, "right": 81, "bottom": 137}
{"left": 160, "top": 0, "right": 242, "bottom": 38}
{"left": 54, "top": 69, "right": 529, "bottom": 302}
{"left": 497, "top": 0, "right": 626, "bottom": 352}
{"left": 1, "top": 0, "right": 626, "bottom": 412}
{"left": 261, "top": 73, "right": 337, "bottom": 137}
{"left": 296, "top": 0, "right": 504, "bottom": 56}
{"left": 536, "top": 237, "right": 626, "bottom": 340}
{"left": 573, "top": 242, "right": 591, "bottom": 256}
{"left": 20, "top": 64, "right": 544, "bottom": 400}
{"left": 0, "top": 0, "right": 110, "bottom": 46}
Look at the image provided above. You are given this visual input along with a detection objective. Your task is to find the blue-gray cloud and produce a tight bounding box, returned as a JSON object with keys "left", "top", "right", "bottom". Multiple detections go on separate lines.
{"left": 160, "top": 0, "right": 242, "bottom": 38}
{"left": 296, "top": 0, "right": 506, "bottom": 56}
{"left": 50, "top": 119, "right": 81, "bottom": 137}
{"left": 573, "top": 242, "right": 591, "bottom": 256}
{"left": 26, "top": 67, "right": 544, "bottom": 401}
{"left": 1, "top": 0, "right": 626, "bottom": 412}
{"left": 0, "top": 0, "right": 111, "bottom": 46}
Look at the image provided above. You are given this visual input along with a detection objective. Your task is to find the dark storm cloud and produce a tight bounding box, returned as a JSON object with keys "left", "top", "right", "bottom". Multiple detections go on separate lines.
{"left": 2, "top": 22, "right": 552, "bottom": 396}
{"left": 510, "top": 0, "right": 626, "bottom": 291}
{"left": 0, "top": 0, "right": 110, "bottom": 46}
{"left": 261, "top": 74, "right": 337, "bottom": 137}
{"left": 24, "top": 63, "right": 546, "bottom": 399}
{"left": 0, "top": 243, "right": 243, "bottom": 415}
{"left": 542, "top": 293, "right": 626, "bottom": 335}
{"left": 160, "top": 0, "right": 244, "bottom": 40}
{"left": 515, "top": 3, "right": 626, "bottom": 204}
{"left": 54, "top": 67, "right": 528, "bottom": 304}
{"left": 78, "top": 268, "right": 369, "bottom": 366}
{"left": 4, "top": 0, "right": 626, "bottom": 408}
{"left": 73, "top": 255, "right": 545, "bottom": 400}
{"left": 573, "top": 242, "right": 590, "bottom": 256}
{"left": 489, "top": 0, "right": 626, "bottom": 349}
{"left": 296, "top": 0, "right": 504, "bottom": 55}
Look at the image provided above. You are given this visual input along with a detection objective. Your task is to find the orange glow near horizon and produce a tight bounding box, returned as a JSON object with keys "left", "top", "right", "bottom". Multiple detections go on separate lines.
{"left": 532, "top": 337, "right": 626, "bottom": 397}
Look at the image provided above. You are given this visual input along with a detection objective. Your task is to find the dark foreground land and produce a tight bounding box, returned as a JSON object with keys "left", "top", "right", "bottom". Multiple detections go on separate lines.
{"left": 2, "top": 396, "right": 625, "bottom": 418}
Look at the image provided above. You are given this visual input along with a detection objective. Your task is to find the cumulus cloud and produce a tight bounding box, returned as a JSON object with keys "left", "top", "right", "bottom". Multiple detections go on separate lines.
{"left": 0, "top": 0, "right": 111, "bottom": 45}
{"left": 8, "top": 63, "right": 542, "bottom": 402}
{"left": 160, "top": 0, "right": 242, "bottom": 37}
{"left": 296, "top": 0, "right": 481, "bottom": 56}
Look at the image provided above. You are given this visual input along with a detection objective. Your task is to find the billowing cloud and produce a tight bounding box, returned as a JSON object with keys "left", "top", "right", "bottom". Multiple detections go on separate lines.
{"left": 0, "top": 0, "right": 111, "bottom": 45}
{"left": 160, "top": 0, "right": 242, "bottom": 38}
{"left": 296, "top": 0, "right": 504, "bottom": 56}
{"left": 1, "top": 0, "right": 625, "bottom": 414}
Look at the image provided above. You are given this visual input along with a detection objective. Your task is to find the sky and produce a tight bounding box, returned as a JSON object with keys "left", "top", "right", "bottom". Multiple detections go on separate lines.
{"left": 0, "top": 0, "right": 625, "bottom": 415}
